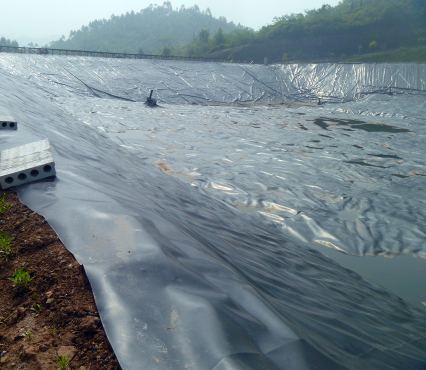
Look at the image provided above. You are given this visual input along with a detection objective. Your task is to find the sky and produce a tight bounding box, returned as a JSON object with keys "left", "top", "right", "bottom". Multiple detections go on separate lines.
{"left": 0, "top": 0, "right": 341, "bottom": 45}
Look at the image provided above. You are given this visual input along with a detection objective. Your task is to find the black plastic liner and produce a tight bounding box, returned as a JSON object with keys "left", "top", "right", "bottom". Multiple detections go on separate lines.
{"left": 0, "top": 55, "right": 425, "bottom": 369}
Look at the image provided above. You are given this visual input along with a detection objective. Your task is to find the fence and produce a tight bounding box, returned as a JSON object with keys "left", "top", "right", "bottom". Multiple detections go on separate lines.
{"left": 0, "top": 45, "right": 255, "bottom": 64}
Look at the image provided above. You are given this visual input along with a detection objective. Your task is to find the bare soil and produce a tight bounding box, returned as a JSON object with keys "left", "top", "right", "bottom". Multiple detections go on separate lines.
{"left": 0, "top": 192, "right": 120, "bottom": 369}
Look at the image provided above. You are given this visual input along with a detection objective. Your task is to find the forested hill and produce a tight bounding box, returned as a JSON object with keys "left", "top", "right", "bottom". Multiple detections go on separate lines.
{"left": 50, "top": 2, "right": 241, "bottom": 54}
{"left": 190, "top": 0, "right": 426, "bottom": 63}
{"left": 0, "top": 37, "right": 19, "bottom": 47}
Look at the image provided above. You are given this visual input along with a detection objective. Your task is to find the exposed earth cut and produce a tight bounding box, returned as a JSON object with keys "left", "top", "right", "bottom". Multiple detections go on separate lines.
{"left": 0, "top": 192, "right": 120, "bottom": 369}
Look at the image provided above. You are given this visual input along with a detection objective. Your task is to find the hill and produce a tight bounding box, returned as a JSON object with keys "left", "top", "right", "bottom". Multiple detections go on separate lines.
{"left": 50, "top": 2, "right": 241, "bottom": 54}
{"left": 186, "top": 0, "right": 426, "bottom": 63}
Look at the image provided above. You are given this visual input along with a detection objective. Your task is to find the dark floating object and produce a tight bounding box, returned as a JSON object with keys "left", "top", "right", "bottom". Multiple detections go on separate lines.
{"left": 317, "top": 98, "right": 325, "bottom": 105}
{"left": 145, "top": 90, "right": 158, "bottom": 107}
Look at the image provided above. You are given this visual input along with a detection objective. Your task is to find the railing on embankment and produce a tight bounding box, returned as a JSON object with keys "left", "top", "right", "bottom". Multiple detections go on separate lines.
{"left": 0, "top": 45, "right": 255, "bottom": 64}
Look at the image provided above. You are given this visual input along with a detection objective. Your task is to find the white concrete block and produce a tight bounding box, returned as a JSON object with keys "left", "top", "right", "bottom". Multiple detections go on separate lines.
{"left": 0, "top": 116, "right": 17, "bottom": 130}
{"left": 0, "top": 139, "right": 56, "bottom": 189}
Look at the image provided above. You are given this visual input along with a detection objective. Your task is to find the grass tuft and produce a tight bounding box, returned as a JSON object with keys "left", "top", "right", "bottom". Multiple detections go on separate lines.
{"left": 56, "top": 355, "right": 71, "bottom": 370}
{"left": 0, "top": 232, "right": 14, "bottom": 258}
{"left": 0, "top": 193, "right": 12, "bottom": 214}
{"left": 9, "top": 268, "right": 32, "bottom": 288}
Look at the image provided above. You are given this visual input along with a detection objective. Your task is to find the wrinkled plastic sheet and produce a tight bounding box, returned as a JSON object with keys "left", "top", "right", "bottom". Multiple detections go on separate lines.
{"left": 0, "top": 54, "right": 425, "bottom": 370}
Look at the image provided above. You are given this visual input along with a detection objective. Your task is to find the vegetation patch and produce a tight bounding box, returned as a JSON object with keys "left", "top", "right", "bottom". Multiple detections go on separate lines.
{"left": 0, "top": 232, "right": 14, "bottom": 258}
{"left": 56, "top": 355, "right": 71, "bottom": 370}
{"left": 50, "top": 2, "right": 240, "bottom": 55}
{"left": 346, "top": 47, "right": 426, "bottom": 63}
{"left": 10, "top": 268, "right": 32, "bottom": 289}
{"left": 0, "top": 36, "right": 19, "bottom": 47}
{"left": 0, "top": 193, "right": 12, "bottom": 214}
{"left": 184, "top": 0, "right": 426, "bottom": 63}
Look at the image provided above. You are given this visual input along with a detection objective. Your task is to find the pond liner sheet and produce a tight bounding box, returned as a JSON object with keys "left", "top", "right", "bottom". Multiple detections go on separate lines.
{"left": 0, "top": 54, "right": 425, "bottom": 369}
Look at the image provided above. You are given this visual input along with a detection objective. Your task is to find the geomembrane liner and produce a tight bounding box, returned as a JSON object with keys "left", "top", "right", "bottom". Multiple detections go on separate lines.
{"left": 0, "top": 54, "right": 425, "bottom": 369}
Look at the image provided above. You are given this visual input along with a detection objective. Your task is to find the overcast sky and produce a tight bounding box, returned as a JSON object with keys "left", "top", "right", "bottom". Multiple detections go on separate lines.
{"left": 1, "top": 0, "right": 341, "bottom": 45}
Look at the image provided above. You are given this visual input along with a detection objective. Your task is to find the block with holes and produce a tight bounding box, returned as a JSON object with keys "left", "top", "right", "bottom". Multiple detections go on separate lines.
{"left": 0, "top": 116, "right": 18, "bottom": 130}
{"left": 0, "top": 139, "right": 56, "bottom": 189}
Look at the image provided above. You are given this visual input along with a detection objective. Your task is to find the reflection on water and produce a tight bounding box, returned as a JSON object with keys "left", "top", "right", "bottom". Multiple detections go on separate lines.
{"left": 320, "top": 248, "right": 426, "bottom": 309}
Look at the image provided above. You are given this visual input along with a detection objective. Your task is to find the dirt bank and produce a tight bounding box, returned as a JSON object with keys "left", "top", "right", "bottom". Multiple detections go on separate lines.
{"left": 0, "top": 192, "right": 120, "bottom": 369}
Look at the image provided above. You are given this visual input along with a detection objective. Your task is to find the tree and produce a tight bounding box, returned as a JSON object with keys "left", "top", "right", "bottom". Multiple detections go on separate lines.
{"left": 0, "top": 37, "right": 19, "bottom": 47}
{"left": 163, "top": 1, "right": 172, "bottom": 11}
{"left": 198, "top": 29, "right": 210, "bottom": 44}
{"left": 162, "top": 47, "right": 172, "bottom": 56}
{"left": 213, "top": 28, "right": 226, "bottom": 47}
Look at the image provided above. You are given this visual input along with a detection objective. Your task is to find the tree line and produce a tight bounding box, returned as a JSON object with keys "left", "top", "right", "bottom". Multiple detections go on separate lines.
{"left": 4, "top": 0, "right": 426, "bottom": 63}
{"left": 180, "top": 0, "right": 426, "bottom": 62}
{"left": 0, "top": 37, "right": 19, "bottom": 47}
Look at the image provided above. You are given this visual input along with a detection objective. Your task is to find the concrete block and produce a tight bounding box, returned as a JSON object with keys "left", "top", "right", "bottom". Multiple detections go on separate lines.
{"left": 0, "top": 139, "right": 56, "bottom": 189}
{"left": 0, "top": 116, "right": 17, "bottom": 130}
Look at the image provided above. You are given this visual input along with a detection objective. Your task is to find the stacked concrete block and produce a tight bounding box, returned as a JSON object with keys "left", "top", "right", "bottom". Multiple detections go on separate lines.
{"left": 0, "top": 139, "right": 56, "bottom": 189}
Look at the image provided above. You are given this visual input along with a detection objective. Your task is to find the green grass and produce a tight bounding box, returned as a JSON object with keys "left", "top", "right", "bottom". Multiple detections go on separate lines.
{"left": 0, "top": 232, "right": 13, "bottom": 258}
{"left": 22, "top": 329, "right": 33, "bottom": 340}
{"left": 9, "top": 268, "right": 32, "bottom": 288}
{"left": 0, "top": 193, "right": 12, "bottom": 214}
{"left": 346, "top": 47, "right": 426, "bottom": 63}
{"left": 56, "top": 356, "right": 71, "bottom": 370}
